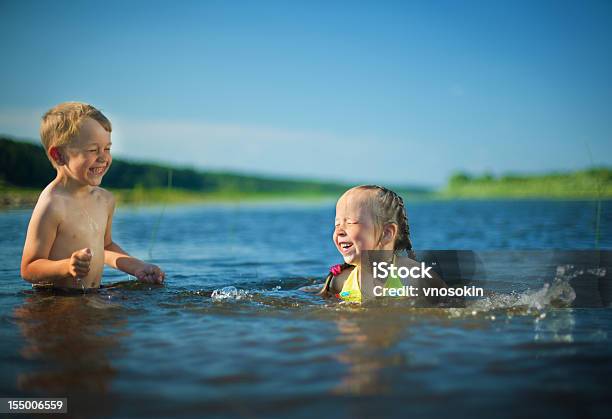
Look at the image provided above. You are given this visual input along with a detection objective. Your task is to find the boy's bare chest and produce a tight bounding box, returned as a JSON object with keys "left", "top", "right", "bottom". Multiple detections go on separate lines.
{"left": 58, "top": 201, "right": 108, "bottom": 239}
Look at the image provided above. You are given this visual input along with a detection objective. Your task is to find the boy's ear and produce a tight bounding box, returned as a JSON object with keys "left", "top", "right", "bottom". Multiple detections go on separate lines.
{"left": 49, "top": 147, "right": 65, "bottom": 165}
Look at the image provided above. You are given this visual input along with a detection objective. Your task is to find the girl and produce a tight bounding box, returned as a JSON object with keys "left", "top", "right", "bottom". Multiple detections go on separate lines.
{"left": 320, "top": 185, "right": 445, "bottom": 303}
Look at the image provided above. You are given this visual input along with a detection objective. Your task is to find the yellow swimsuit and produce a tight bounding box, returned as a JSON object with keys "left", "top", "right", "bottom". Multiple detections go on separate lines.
{"left": 337, "top": 264, "right": 404, "bottom": 303}
{"left": 337, "top": 265, "right": 362, "bottom": 303}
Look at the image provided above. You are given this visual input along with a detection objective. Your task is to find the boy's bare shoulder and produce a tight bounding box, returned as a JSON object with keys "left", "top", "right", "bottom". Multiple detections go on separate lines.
{"left": 91, "top": 187, "right": 115, "bottom": 208}
{"left": 93, "top": 186, "right": 113, "bottom": 199}
{"left": 33, "top": 184, "right": 68, "bottom": 220}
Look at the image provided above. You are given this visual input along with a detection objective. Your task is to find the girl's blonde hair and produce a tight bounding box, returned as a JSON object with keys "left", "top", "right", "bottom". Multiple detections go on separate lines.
{"left": 351, "top": 185, "right": 416, "bottom": 259}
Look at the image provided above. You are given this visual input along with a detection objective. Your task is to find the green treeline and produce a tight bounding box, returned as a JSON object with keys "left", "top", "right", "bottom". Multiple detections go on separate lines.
{"left": 0, "top": 137, "right": 348, "bottom": 194}
{"left": 443, "top": 169, "right": 612, "bottom": 198}
{"left": 0, "top": 137, "right": 55, "bottom": 188}
{"left": 0, "top": 137, "right": 429, "bottom": 202}
{"left": 2, "top": 137, "right": 610, "bottom": 205}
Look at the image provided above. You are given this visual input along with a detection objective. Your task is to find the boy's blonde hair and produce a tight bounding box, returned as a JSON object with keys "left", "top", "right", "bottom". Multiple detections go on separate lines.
{"left": 40, "top": 102, "right": 112, "bottom": 163}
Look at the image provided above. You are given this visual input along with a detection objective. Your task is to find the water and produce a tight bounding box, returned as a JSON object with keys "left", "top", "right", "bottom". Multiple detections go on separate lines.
{"left": 0, "top": 200, "right": 611, "bottom": 418}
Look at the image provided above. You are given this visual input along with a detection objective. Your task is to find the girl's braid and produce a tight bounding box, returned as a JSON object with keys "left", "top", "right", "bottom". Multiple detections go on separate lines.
{"left": 387, "top": 188, "right": 416, "bottom": 259}
{"left": 365, "top": 185, "right": 417, "bottom": 259}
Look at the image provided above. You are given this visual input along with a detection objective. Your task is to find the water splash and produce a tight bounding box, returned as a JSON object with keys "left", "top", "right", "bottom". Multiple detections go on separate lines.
{"left": 516, "top": 277, "right": 576, "bottom": 310}
{"left": 211, "top": 286, "right": 251, "bottom": 301}
{"left": 447, "top": 265, "right": 584, "bottom": 318}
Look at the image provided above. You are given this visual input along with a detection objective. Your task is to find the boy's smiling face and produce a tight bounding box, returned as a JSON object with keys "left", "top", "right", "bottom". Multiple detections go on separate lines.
{"left": 333, "top": 189, "right": 380, "bottom": 266}
{"left": 60, "top": 117, "right": 112, "bottom": 187}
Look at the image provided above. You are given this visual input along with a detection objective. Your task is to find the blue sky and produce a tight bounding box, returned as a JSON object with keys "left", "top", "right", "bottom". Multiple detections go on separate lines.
{"left": 0, "top": 0, "right": 611, "bottom": 187}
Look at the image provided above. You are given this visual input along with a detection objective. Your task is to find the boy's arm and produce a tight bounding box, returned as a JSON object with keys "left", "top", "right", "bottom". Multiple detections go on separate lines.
{"left": 103, "top": 194, "right": 141, "bottom": 272}
{"left": 21, "top": 198, "right": 90, "bottom": 284}
{"left": 103, "top": 195, "right": 164, "bottom": 283}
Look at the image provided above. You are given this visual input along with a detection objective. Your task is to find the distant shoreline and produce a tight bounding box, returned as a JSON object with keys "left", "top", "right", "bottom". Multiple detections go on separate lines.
{"left": 0, "top": 187, "right": 339, "bottom": 209}
{"left": 440, "top": 169, "right": 612, "bottom": 200}
{"left": 2, "top": 186, "right": 610, "bottom": 210}
{"left": 1, "top": 136, "right": 611, "bottom": 208}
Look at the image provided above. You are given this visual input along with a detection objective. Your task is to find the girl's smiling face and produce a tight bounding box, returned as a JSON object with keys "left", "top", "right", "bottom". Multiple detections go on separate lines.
{"left": 333, "top": 189, "right": 380, "bottom": 266}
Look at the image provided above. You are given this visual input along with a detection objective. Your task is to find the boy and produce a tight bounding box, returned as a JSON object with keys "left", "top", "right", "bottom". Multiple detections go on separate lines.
{"left": 21, "top": 102, "right": 164, "bottom": 289}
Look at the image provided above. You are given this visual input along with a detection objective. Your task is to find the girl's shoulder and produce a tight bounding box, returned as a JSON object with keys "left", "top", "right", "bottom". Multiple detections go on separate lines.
{"left": 334, "top": 264, "right": 354, "bottom": 279}
{"left": 320, "top": 264, "right": 355, "bottom": 296}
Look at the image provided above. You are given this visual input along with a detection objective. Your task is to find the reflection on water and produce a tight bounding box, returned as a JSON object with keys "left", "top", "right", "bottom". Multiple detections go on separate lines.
{"left": 12, "top": 291, "right": 127, "bottom": 417}
{"left": 332, "top": 313, "right": 407, "bottom": 395}
{"left": 534, "top": 309, "right": 576, "bottom": 344}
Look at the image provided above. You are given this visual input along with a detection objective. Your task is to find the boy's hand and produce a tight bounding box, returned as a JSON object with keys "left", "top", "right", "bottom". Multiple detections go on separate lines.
{"left": 68, "top": 248, "right": 92, "bottom": 279}
{"left": 134, "top": 263, "right": 165, "bottom": 284}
